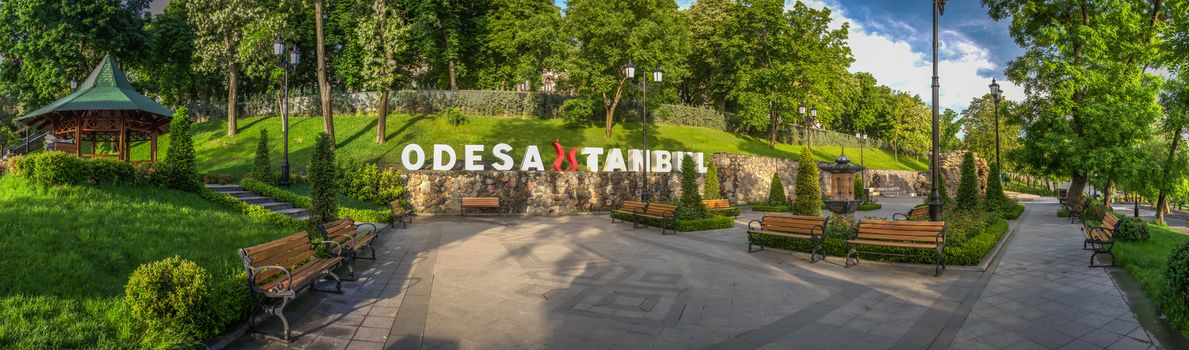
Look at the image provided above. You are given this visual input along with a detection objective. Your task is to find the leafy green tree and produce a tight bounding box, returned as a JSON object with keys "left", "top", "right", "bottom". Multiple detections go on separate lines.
{"left": 162, "top": 107, "right": 200, "bottom": 192}
{"left": 704, "top": 161, "right": 721, "bottom": 200}
{"left": 767, "top": 173, "right": 787, "bottom": 206}
{"left": 792, "top": 147, "right": 821, "bottom": 215}
{"left": 186, "top": 0, "right": 263, "bottom": 137}
{"left": 0, "top": 0, "right": 150, "bottom": 111}
{"left": 406, "top": 0, "right": 489, "bottom": 90}
{"left": 883, "top": 92, "right": 931, "bottom": 158}
{"left": 726, "top": 0, "right": 852, "bottom": 149}
{"left": 985, "top": 0, "right": 1164, "bottom": 207}
{"left": 315, "top": 0, "right": 335, "bottom": 142}
{"left": 675, "top": 154, "right": 708, "bottom": 220}
{"left": 309, "top": 132, "right": 338, "bottom": 224}
{"left": 940, "top": 108, "right": 963, "bottom": 153}
{"left": 683, "top": 0, "right": 736, "bottom": 109}
{"left": 475, "top": 0, "right": 564, "bottom": 91}
{"left": 956, "top": 152, "right": 980, "bottom": 210}
{"left": 565, "top": 0, "right": 690, "bottom": 138}
{"left": 140, "top": 2, "right": 207, "bottom": 106}
{"left": 962, "top": 94, "right": 1021, "bottom": 171}
{"left": 352, "top": 0, "right": 412, "bottom": 144}
{"left": 250, "top": 129, "right": 272, "bottom": 181}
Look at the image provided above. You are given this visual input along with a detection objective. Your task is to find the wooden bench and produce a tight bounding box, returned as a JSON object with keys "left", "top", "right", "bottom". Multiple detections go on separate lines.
{"left": 1063, "top": 197, "right": 1085, "bottom": 224}
{"left": 319, "top": 217, "right": 380, "bottom": 278}
{"left": 747, "top": 214, "right": 829, "bottom": 263}
{"left": 238, "top": 232, "right": 345, "bottom": 342}
{"left": 635, "top": 202, "right": 678, "bottom": 235}
{"left": 611, "top": 201, "right": 648, "bottom": 224}
{"left": 702, "top": 199, "right": 739, "bottom": 216}
{"left": 894, "top": 205, "right": 931, "bottom": 221}
{"left": 846, "top": 220, "right": 947, "bottom": 276}
{"left": 1082, "top": 211, "right": 1119, "bottom": 267}
{"left": 389, "top": 200, "right": 412, "bottom": 228}
{"left": 461, "top": 197, "right": 506, "bottom": 216}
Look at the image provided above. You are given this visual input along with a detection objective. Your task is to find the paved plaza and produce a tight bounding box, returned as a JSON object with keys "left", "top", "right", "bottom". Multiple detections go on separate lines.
{"left": 230, "top": 197, "right": 1185, "bottom": 350}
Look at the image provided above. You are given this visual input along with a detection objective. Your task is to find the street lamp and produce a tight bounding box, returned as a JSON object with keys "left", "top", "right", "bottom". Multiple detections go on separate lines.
{"left": 806, "top": 106, "right": 818, "bottom": 149}
{"left": 928, "top": 0, "right": 947, "bottom": 221}
{"left": 70, "top": 79, "right": 77, "bottom": 90}
{"left": 273, "top": 37, "right": 300, "bottom": 188}
{"left": 798, "top": 102, "right": 807, "bottom": 145}
{"left": 857, "top": 132, "right": 869, "bottom": 200}
{"left": 989, "top": 78, "right": 1002, "bottom": 169}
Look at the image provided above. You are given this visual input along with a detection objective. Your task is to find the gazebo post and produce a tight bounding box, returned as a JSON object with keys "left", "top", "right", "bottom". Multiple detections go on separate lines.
{"left": 150, "top": 133, "right": 158, "bottom": 162}
{"left": 118, "top": 117, "right": 126, "bottom": 162}
{"left": 74, "top": 125, "right": 81, "bottom": 157}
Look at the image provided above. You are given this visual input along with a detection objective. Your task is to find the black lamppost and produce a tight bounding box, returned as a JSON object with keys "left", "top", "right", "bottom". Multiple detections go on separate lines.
{"left": 626, "top": 61, "right": 663, "bottom": 201}
{"left": 273, "top": 37, "right": 300, "bottom": 188}
{"left": 928, "top": 0, "right": 947, "bottom": 221}
{"left": 798, "top": 102, "right": 807, "bottom": 145}
{"left": 805, "top": 105, "right": 818, "bottom": 149}
{"left": 989, "top": 78, "right": 1002, "bottom": 168}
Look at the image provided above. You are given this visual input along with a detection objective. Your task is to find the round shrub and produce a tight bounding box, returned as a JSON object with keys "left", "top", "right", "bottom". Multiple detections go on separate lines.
{"left": 1166, "top": 240, "right": 1189, "bottom": 309}
{"left": 1113, "top": 216, "right": 1150, "bottom": 241}
{"left": 32, "top": 151, "right": 86, "bottom": 186}
{"left": 1082, "top": 204, "right": 1109, "bottom": 222}
{"left": 87, "top": 157, "right": 138, "bottom": 185}
{"left": 124, "top": 256, "right": 215, "bottom": 341}
{"left": 561, "top": 98, "right": 595, "bottom": 123}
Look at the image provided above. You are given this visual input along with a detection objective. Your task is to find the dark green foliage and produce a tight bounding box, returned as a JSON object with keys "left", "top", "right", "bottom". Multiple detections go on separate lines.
{"left": 708, "top": 207, "right": 740, "bottom": 217}
{"left": 309, "top": 133, "right": 338, "bottom": 224}
{"left": 858, "top": 202, "right": 882, "bottom": 211}
{"left": 704, "top": 161, "right": 721, "bottom": 200}
{"left": 443, "top": 108, "right": 469, "bottom": 126}
{"left": 124, "top": 256, "right": 215, "bottom": 342}
{"left": 956, "top": 152, "right": 979, "bottom": 210}
{"left": 675, "top": 154, "right": 709, "bottom": 220}
{"left": 984, "top": 162, "right": 1006, "bottom": 204}
{"left": 15, "top": 151, "right": 86, "bottom": 186}
{"left": 999, "top": 202, "right": 1025, "bottom": 220}
{"left": 1083, "top": 204, "right": 1109, "bottom": 222}
{"left": 161, "top": 107, "right": 200, "bottom": 192}
{"left": 249, "top": 129, "right": 271, "bottom": 181}
{"left": 767, "top": 173, "right": 788, "bottom": 206}
{"left": 751, "top": 204, "right": 791, "bottom": 212}
{"left": 560, "top": 98, "right": 595, "bottom": 123}
{"left": 198, "top": 188, "right": 307, "bottom": 231}
{"left": 1167, "top": 240, "right": 1189, "bottom": 316}
{"left": 87, "top": 157, "right": 138, "bottom": 185}
{"left": 1058, "top": 207, "right": 1072, "bottom": 217}
{"left": 792, "top": 148, "right": 821, "bottom": 216}
{"left": 674, "top": 216, "right": 735, "bottom": 231}
{"left": 338, "top": 161, "right": 407, "bottom": 206}
{"left": 1115, "top": 216, "right": 1151, "bottom": 241}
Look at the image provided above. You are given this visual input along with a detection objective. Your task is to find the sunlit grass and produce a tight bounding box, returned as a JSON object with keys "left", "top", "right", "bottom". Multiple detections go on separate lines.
{"left": 1115, "top": 224, "right": 1189, "bottom": 338}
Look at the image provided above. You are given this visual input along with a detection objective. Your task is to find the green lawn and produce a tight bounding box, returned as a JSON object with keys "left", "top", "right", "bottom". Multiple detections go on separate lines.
{"left": 283, "top": 183, "right": 386, "bottom": 212}
{"left": 1115, "top": 225, "right": 1189, "bottom": 338}
{"left": 134, "top": 113, "right": 928, "bottom": 178}
{"left": 0, "top": 176, "right": 290, "bottom": 348}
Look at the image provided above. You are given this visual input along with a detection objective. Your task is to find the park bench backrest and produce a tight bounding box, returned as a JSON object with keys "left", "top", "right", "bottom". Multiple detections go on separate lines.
{"left": 644, "top": 203, "right": 678, "bottom": 216}
{"left": 1102, "top": 212, "right": 1119, "bottom": 231}
{"left": 910, "top": 206, "right": 929, "bottom": 218}
{"left": 857, "top": 220, "right": 946, "bottom": 244}
{"left": 389, "top": 201, "right": 405, "bottom": 213}
{"left": 462, "top": 197, "right": 500, "bottom": 207}
{"left": 702, "top": 199, "right": 731, "bottom": 209}
{"left": 619, "top": 201, "right": 647, "bottom": 212}
{"left": 239, "top": 232, "right": 318, "bottom": 291}
{"left": 761, "top": 214, "right": 826, "bottom": 235}
{"left": 321, "top": 217, "right": 359, "bottom": 247}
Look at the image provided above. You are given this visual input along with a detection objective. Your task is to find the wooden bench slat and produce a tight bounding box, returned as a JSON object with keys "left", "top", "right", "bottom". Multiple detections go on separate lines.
{"left": 857, "top": 233, "right": 946, "bottom": 242}
{"left": 749, "top": 230, "right": 815, "bottom": 240}
{"left": 862, "top": 220, "right": 945, "bottom": 227}
{"left": 856, "top": 227, "right": 945, "bottom": 236}
{"left": 847, "top": 239, "right": 939, "bottom": 249}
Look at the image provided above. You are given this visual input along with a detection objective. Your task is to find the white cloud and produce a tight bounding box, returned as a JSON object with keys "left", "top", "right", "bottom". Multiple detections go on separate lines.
{"left": 797, "top": 0, "right": 1024, "bottom": 111}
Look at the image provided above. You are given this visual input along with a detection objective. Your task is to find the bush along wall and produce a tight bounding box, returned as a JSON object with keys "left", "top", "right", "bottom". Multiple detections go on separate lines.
{"left": 240, "top": 178, "right": 389, "bottom": 223}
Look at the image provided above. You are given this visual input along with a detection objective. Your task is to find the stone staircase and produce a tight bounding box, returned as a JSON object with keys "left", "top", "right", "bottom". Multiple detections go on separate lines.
{"left": 205, "top": 184, "right": 310, "bottom": 220}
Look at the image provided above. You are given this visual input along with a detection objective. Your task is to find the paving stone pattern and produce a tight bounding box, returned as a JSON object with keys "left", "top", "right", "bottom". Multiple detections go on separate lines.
{"left": 229, "top": 198, "right": 1172, "bottom": 350}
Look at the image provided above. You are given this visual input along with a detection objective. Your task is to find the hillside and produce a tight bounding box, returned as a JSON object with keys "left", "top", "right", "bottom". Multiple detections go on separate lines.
{"left": 136, "top": 113, "right": 928, "bottom": 178}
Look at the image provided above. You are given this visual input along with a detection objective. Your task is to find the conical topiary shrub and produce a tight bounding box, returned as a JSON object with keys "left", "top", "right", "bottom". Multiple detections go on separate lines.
{"left": 162, "top": 107, "right": 199, "bottom": 191}
{"left": 984, "top": 161, "right": 1006, "bottom": 205}
{"left": 768, "top": 173, "right": 788, "bottom": 206}
{"left": 704, "top": 161, "right": 721, "bottom": 200}
{"left": 309, "top": 132, "right": 338, "bottom": 224}
{"left": 250, "top": 129, "right": 271, "bottom": 181}
{"left": 792, "top": 148, "right": 822, "bottom": 216}
{"left": 956, "top": 151, "right": 979, "bottom": 210}
{"left": 675, "top": 154, "right": 708, "bottom": 220}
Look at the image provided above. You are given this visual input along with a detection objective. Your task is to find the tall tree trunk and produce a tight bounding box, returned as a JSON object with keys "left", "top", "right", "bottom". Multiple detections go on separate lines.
{"left": 448, "top": 59, "right": 457, "bottom": 91}
{"left": 377, "top": 90, "right": 389, "bottom": 144}
{"left": 603, "top": 79, "right": 628, "bottom": 138}
{"left": 1067, "top": 172, "right": 1088, "bottom": 210}
{"left": 1064, "top": 4, "right": 1090, "bottom": 210}
{"left": 768, "top": 107, "right": 776, "bottom": 149}
{"left": 1156, "top": 126, "right": 1182, "bottom": 224}
{"left": 315, "top": 0, "right": 334, "bottom": 145}
{"left": 1103, "top": 180, "right": 1115, "bottom": 207}
{"left": 224, "top": 32, "right": 238, "bottom": 137}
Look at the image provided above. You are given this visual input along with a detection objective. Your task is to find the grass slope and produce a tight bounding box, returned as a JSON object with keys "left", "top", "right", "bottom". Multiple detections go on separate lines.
{"left": 0, "top": 176, "right": 290, "bottom": 348}
{"left": 134, "top": 114, "right": 927, "bottom": 178}
{"left": 1115, "top": 225, "right": 1189, "bottom": 338}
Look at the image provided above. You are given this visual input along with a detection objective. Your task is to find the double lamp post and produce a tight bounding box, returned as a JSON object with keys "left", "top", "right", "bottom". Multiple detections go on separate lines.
{"left": 625, "top": 60, "right": 663, "bottom": 201}
{"left": 272, "top": 37, "right": 301, "bottom": 188}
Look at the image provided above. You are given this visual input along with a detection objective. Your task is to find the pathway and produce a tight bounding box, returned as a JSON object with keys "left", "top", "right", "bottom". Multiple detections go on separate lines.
{"left": 227, "top": 197, "right": 1181, "bottom": 350}
{"left": 206, "top": 184, "right": 309, "bottom": 220}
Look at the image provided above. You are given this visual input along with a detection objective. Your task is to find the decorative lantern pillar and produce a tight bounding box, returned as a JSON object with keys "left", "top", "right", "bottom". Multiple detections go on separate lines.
{"left": 820, "top": 152, "right": 865, "bottom": 215}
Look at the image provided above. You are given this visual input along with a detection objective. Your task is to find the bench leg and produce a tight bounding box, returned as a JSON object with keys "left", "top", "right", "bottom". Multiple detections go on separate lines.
{"left": 274, "top": 296, "right": 292, "bottom": 342}
{"left": 1089, "top": 244, "right": 1116, "bottom": 268}
{"left": 810, "top": 237, "right": 825, "bottom": 263}
{"left": 662, "top": 220, "right": 675, "bottom": 235}
{"left": 252, "top": 295, "right": 292, "bottom": 342}
{"left": 312, "top": 271, "right": 344, "bottom": 294}
{"left": 935, "top": 250, "right": 946, "bottom": 276}
{"left": 747, "top": 235, "right": 765, "bottom": 253}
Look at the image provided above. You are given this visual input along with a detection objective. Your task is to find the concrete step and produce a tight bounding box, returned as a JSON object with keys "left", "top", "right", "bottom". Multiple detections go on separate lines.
{"left": 258, "top": 202, "right": 295, "bottom": 211}
{"left": 205, "top": 184, "right": 244, "bottom": 192}
{"left": 238, "top": 196, "right": 276, "bottom": 204}
{"left": 274, "top": 208, "right": 309, "bottom": 218}
{"left": 292, "top": 214, "right": 310, "bottom": 221}
{"left": 226, "top": 191, "right": 256, "bottom": 197}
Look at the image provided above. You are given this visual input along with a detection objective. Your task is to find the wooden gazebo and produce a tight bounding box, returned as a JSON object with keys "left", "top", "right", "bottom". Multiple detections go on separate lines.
{"left": 18, "top": 55, "right": 173, "bottom": 163}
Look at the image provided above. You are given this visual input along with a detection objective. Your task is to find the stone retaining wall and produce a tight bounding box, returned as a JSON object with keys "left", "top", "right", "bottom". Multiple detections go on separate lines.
{"left": 401, "top": 152, "right": 984, "bottom": 215}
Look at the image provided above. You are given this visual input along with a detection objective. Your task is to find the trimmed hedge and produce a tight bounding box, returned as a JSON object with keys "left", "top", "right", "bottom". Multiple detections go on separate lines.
{"left": 858, "top": 202, "right": 882, "bottom": 211}
{"left": 609, "top": 211, "right": 736, "bottom": 232}
{"left": 241, "top": 178, "right": 389, "bottom": 223}
{"left": 1115, "top": 216, "right": 1151, "bottom": 241}
{"left": 709, "top": 207, "right": 741, "bottom": 217}
{"left": 751, "top": 204, "right": 791, "bottom": 212}
{"left": 1000, "top": 202, "right": 1025, "bottom": 220}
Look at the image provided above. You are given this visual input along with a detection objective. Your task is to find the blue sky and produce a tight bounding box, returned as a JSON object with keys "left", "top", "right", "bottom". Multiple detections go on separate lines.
{"left": 555, "top": 0, "right": 1025, "bottom": 111}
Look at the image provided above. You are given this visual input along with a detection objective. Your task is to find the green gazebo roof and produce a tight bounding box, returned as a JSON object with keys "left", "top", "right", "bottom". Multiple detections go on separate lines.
{"left": 19, "top": 55, "right": 173, "bottom": 129}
